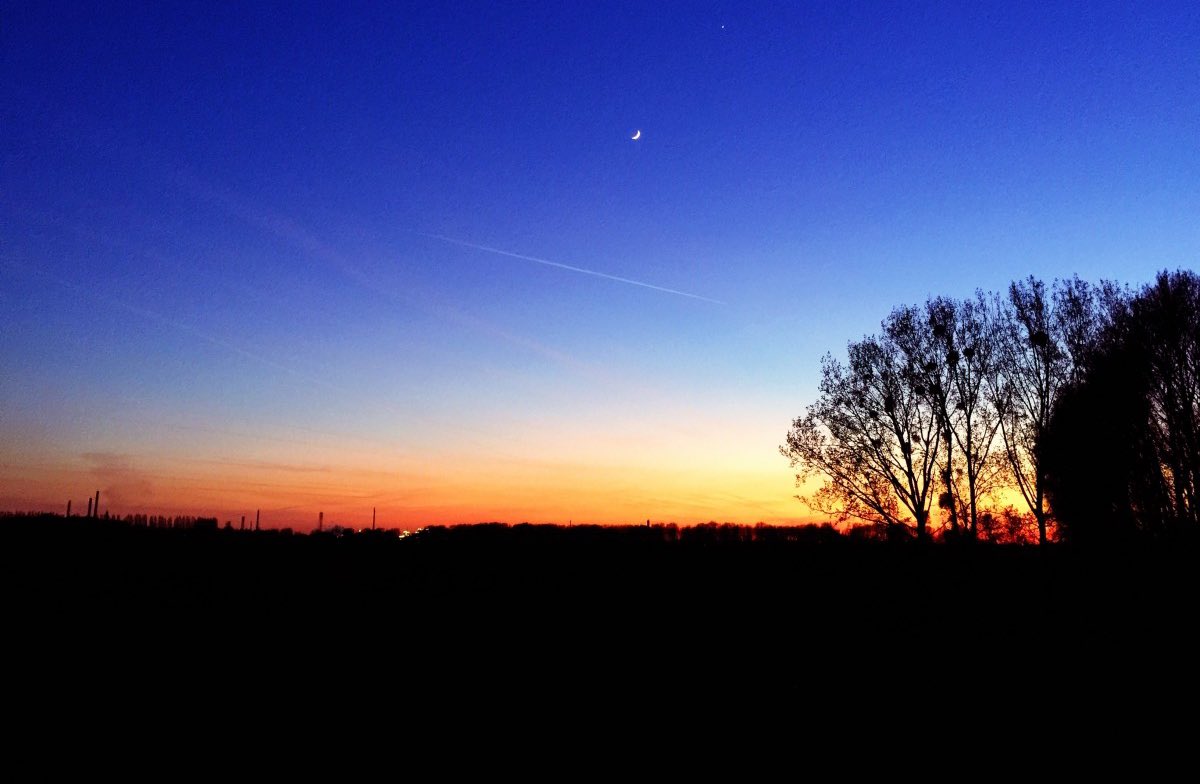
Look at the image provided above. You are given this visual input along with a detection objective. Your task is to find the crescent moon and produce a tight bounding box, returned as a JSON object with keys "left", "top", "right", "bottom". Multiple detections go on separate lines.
{"left": 631, "top": 130, "right": 641, "bottom": 140}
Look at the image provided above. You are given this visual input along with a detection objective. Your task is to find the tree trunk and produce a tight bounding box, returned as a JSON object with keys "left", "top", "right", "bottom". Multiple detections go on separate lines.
{"left": 1035, "top": 484, "right": 1048, "bottom": 545}
{"left": 943, "top": 428, "right": 958, "bottom": 533}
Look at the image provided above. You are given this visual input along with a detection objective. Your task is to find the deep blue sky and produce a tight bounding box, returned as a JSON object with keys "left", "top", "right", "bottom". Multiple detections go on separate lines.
{"left": 2, "top": 2, "right": 1198, "bottom": 525}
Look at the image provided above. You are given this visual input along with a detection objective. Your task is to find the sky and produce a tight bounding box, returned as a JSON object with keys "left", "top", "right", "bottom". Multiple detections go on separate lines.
{"left": 2, "top": 1, "right": 1198, "bottom": 530}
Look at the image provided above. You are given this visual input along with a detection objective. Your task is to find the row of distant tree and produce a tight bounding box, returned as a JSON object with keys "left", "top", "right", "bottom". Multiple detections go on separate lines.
{"left": 121, "top": 513, "right": 217, "bottom": 529}
{"left": 782, "top": 270, "right": 1200, "bottom": 544}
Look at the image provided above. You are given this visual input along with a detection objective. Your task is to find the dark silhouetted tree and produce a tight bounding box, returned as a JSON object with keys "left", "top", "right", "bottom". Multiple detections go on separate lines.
{"left": 945, "top": 292, "right": 1005, "bottom": 537}
{"left": 1044, "top": 270, "right": 1199, "bottom": 542}
{"left": 782, "top": 333, "right": 940, "bottom": 539}
{"left": 886, "top": 300, "right": 960, "bottom": 535}
{"left": 988, "top": 276, "right": 1109, "bottom": 544}
{"left": 886, "top": 296, "right": 1004, "bottom": 538}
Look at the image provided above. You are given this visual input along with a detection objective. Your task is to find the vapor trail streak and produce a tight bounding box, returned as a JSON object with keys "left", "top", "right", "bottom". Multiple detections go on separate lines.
{"left": 422, "top": 234, "right": 726, "bottom": 305}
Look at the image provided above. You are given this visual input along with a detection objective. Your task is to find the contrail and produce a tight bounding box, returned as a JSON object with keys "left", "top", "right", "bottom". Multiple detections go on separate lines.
{"left": 421, "top": 233, "right": 726, "bottom": 305}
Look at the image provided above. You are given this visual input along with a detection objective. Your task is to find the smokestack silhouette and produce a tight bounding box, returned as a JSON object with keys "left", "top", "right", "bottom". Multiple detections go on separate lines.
{"left": 240, "top": 515, "right": 245, "bottom": 531}
{"left": 66, "top": 500, "right": 71, "bottom": 517}
{"left": 94, "top": 490, "right": 100, "bottom": 519}
{"left": 318, "top": 511, "right": 323, "bottom": 532}
{"left": 86, "top": 497, "right": 92, "bottom": 518}
{"left": 372, "top": 507, "right": 376, "bottom": 530}
{"left": 255, "top": 509, "right": 260, "bottom": 531}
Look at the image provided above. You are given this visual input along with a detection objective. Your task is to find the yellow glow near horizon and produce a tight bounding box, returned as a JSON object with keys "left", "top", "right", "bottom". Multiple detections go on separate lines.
{"left": 0, "top": 431, "right": 819, "bottom": 530}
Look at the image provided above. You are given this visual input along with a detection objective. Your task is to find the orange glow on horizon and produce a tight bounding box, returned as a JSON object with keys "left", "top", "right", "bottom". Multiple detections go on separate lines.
{"left": 0, "top": 440, "right": 820, "bottom": 531}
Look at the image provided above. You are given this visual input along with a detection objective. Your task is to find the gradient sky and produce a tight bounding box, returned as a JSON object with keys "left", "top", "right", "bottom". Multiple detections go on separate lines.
{"left": 3, "top": 2, "right": 1198, "bottom": 529}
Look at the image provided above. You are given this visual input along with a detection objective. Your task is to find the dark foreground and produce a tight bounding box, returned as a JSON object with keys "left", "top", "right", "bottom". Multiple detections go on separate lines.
{"left": 5, "top": 515, "right": 1198, "bottom": 730}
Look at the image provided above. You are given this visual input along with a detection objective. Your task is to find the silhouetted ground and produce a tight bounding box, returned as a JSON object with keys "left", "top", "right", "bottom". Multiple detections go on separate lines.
{"left": 4, "top": 515, "right": 1198, "bottom": 732}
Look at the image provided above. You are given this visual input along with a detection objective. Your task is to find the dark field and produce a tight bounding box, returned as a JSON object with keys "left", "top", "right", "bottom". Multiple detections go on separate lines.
{"left": 5, "top": 515, "right": 1197, "bottom": 726}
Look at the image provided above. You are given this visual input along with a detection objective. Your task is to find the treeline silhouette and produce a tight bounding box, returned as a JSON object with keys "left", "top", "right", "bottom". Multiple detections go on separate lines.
{"left": 783, "top": 269, "right": 1200, "bottom": 546}
{"left": 0, "top": 511, "right": 856, "bottom": 546}
{"left": 122, "top": 512, "right": 219, "bottom": 530}
{"left": 6, "top": 508, "right": 1199, "bottom": 716}
{"left": 6, "top": 510, "right": 1196, "bottom": 641}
